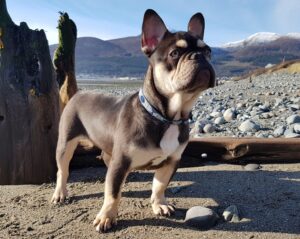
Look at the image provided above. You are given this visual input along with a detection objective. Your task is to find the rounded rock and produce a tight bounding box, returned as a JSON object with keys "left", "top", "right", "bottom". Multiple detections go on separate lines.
{"left": 223, "top": 108, "right": 236, "bottom": 122}
{"left": 286, "top": 115, "right": 300, "bottom": 125}
{"left": 185, "top": 206, "right": 219, "bottom": 230}
{"left": 293, "top": 124, "right": 300, "bottom": 134}
{"left": 289, "top": 104, "right": 300, "bottom": 111}
{"left": 210, "top": 111, "right": 222, "bottom": 118}
{"left": 214, "top": 116, "right": 226, "bottom": 125}
{"left": 238, "top": 120, "right": 260, "bottom": 132}
{"left": 244, "top": 163, "right": 261, "bottom": 171}
{"left": 222, "top": 205, "right": 240, "bottom": 222}
{"left": 273, "top": 125, "right": 286, "bottom": 137}
{"left": 284, "top": 133, "right": 300, "bottom": 138}
{"left": 203, "top": 124, "right": 216, "bottom": 133}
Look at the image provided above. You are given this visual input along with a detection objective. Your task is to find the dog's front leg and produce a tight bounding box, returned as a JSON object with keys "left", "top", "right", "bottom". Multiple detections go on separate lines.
{"left": 151, "top": 157, "right": 179, "bottom": 216}
{"left": 93, "top": 155, "right": 131, "bottom": 232}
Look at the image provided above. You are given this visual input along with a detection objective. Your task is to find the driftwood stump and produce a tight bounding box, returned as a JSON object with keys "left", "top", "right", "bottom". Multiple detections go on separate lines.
{"left": 0, "top": 0, "right": 59, "bottom": 184}
{"left": 53, "top": 12, "right": 78, "bottom": 112}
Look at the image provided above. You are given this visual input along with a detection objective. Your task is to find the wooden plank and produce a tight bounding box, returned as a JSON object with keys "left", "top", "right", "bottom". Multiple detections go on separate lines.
{"left": 182, "top": 137, "right": 300, "bottom": 164}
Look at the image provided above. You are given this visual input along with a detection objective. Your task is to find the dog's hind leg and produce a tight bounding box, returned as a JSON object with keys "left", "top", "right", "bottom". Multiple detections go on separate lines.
{"left": 51, "top": 136, "right": 79, "bottom": 203}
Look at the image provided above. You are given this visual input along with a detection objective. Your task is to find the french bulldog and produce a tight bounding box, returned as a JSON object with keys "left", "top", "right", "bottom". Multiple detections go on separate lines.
{"left": 51, "top": 9, "right": 215, "bottom": 232}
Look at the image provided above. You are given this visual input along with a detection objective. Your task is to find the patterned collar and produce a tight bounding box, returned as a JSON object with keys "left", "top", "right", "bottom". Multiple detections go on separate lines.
{"left": 138, "top": 88, "right": 194, "bottom": 125}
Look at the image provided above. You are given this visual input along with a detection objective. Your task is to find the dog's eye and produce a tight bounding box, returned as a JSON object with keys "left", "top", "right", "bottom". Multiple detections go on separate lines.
{"left": 204, "top": 49, "right": 211, "bottom": 60}
{"left": 202, "top": 47, "right": 211, "bottom": 60}
{"left": 169, "top": 49, "right": 180, "bottom": 59}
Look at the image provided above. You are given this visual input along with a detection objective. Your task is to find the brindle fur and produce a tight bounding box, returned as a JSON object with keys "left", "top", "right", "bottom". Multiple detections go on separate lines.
{"left": 52, "top": 9, "right": 215, "bottom": 233}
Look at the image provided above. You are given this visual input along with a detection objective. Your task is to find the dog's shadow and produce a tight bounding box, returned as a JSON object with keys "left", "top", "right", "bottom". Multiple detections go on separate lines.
{"left": 68, "top": 165, "right": 300, "bottom": 234}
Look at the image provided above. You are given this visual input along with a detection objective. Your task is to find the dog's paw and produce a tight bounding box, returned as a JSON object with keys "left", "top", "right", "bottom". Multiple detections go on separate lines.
{"left": 51, "top": 187, "right": 68, "bottom": 204}
{"left": 152, "top": 203, "right": 175, "bottom": 216}
{"left": 93, "top": 211, "right": 117, "bottom": 233}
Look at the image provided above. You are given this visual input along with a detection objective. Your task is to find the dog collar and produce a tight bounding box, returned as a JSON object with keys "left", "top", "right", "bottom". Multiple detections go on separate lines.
{"left": 138, "top": 89, "right": 194, "bottom": 125}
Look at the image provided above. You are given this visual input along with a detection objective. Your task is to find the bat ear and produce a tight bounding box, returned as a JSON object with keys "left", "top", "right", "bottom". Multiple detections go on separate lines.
{"left": 188, "top": 12, "right": 205, "bottom": 40}
{"left": 141, "top": 9, "right": 168, "bottom": 56}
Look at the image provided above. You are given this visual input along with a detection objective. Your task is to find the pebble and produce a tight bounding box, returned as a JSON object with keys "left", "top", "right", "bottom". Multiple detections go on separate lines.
{"left": 223, "top": 108, "right": 236, "bottom": 122}
{"left": 238, "top": 120, "right": 260, "bottom": 132}
{"left": 284, "top": 133, "right": 300, "bottom": 138}
{"left": 210, "top": 111, "right": 222, "bottom": 118}
{"left": 203, "top": 124, "right": 216, "bottom": 133}
{"left": 244, "top": 163, "right": 261, "bottom": 171}
{"left": 284, "top": 128, "right": 294, "bottom": 136}
{"left": 26, "top": 226, "right": 34, "bottom": 231}
{"left": 293, "top": 124, "right": 300, "bottom": 134}
{"left": 99, "top": 72, "right": 300, "bottom": 139}
{"left": 185, "top": 206, "right": 219, "bottom": 230}
{"left": 273, "top": 125, "right": 286, "bottom": 137}
{"left": 214, "top": 116, "right": 226, "bottom": 125}
{"left": 289, "top": 104, "right": 300, "bottom": 111}
{"left": 286, "top": 114, "right": 300, "bottom": 125}
{"left": 222, "top": 205, "right": 241, "bottom": 222}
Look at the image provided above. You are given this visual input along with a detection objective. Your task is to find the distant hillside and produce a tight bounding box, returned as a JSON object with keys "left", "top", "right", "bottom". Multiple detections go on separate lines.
{"left": 108, "top": 35, "right": 142, "bottom": 56}
{"left": 50, "top": 36, "right": 147, "bottom": 77}
{"left": 235, "top": 59, "right": 300, "bottom": 80}
{"left": 216, "top": 37, "right": 300, "bottom": 76}
{"left": 49, "top": 32, "right": 300, "bottom": 78}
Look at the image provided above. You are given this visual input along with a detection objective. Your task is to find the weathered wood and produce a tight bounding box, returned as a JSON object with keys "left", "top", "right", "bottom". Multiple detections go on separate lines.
{"left": 182, "top": 137, "right": 300, "bottom": 165}
{"left": 71, "top": 137, "right": 300, "bottom": 169}
{"left": 53, "top": 12, "right": 77, "bottom": 112}
{"left": 0, "top": 0, "right": 60, "bottom": 184}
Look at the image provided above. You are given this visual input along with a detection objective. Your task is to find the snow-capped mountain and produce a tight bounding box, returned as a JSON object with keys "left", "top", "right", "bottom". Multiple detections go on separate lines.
{"left": 223, "top": 32, "right": 300, "bottom": 48}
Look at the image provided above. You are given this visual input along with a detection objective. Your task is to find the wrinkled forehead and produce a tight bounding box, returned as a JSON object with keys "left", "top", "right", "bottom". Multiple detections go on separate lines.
{"left": 156, "top": 31, "right": 206, "bottom": 53}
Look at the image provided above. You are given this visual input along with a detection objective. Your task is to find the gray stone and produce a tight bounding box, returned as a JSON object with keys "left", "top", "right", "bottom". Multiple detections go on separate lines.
{"left": 185, "top": 206, "right": 219, "bottom": 229}
{"left": 273, "top": 125, "right": 286, "bottom": 137}
{"left": 286, "top": 115, "right": 300, "bottom": 125}
{"left": 284, "top": 128, "right": 294, "bottom": 136}
{"left": 191, "top": 119, "right": 210, "bottom": 134}
{"left": 289, "top": 104, "right": 300, "bottom": 111}
{"left": 210, "top": 111, "right": 222, "bottom": 118}
{"left": 259, "top": 104, "right": 270, "bottom": 112}
{"left": 294, "top": 124, "right": 300, "bottom": 134}
{"left": 260, "top": 112, "right": 272, "bottom": 119}
{"left": 214, "top": 116, "right": 226, "bottom": 125}
{"left": 238, "top": 120, "right": 260, "bottom": 132}
{"left": 244, "top": 164, "right": 261, "bottom": 171}
{"left": 284, "top": 133, "right": 300, "bottom": 138}
{"left": 222, "top": 205, "right": 241, "bottom": 222}
{"left": 255, "top": 132, "right": 268, "bottom": 138}
{"left": 203, "top": 124, "right": 216, "bottom": 133}
{"left": 236, "top": 102, "right": 245, "bottom": 109}
{"left": 274, "top": 98, "right": 283, "bottom": 107}
{"left": 223, "top": 108, "right": 236, "bottom": 122}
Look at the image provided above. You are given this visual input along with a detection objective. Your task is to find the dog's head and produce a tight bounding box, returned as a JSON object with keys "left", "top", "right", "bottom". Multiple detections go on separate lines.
{"left": 141, "top": 9, "right": 215, "bottom": 98}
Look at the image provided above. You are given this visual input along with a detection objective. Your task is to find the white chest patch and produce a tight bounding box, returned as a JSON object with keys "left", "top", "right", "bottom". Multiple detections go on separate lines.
{"left": 160, "top": 125, "right": 179, "bottom": 156}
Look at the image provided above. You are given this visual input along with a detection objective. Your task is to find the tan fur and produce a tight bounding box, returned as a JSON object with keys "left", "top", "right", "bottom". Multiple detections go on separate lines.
{"left": 176, "top": 39, "right": 188, "bottom": 48}
{"left": 59, "top": 72, "right": 78, "bottom": 113}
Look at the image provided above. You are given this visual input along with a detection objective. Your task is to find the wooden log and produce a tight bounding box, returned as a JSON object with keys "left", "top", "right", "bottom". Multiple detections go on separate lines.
{"left": 0, "top": 0, "right": 60, "bottom": 184}
{"left": 182, "top": 137, "right": 300, "bottom": 165}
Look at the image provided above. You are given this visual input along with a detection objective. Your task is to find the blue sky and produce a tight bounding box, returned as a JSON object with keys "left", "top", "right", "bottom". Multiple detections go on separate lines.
{"left": 7, "top": 0, "right": 300, "bottom": 46}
